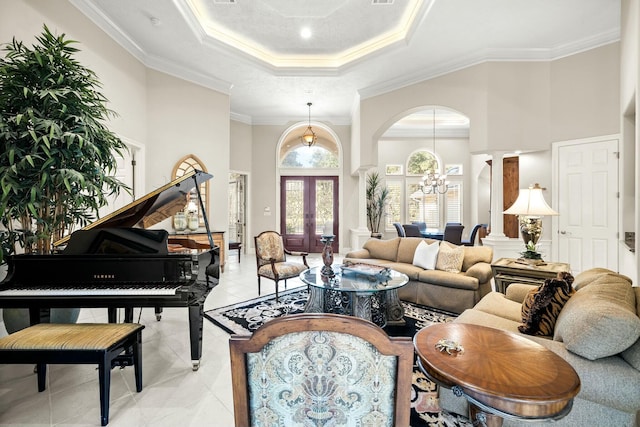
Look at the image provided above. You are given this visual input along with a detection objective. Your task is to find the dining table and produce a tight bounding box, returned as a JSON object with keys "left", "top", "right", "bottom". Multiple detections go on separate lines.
{"left": 420, "top": 229, "right": 444, "bottom": 240}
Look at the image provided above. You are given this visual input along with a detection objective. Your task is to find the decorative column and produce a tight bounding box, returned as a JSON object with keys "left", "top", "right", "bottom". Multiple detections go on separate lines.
{"left": 488, "top": 151, "right": 507, "bottom": 238}
{"left": 482, "top": 151, "right": 513, "bottom": 261}
{"left": 350, "top": 168, "right": 372, "bottom": 251}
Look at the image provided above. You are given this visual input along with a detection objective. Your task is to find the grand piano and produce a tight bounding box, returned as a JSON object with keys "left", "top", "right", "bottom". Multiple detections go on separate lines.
{"left": 0, "top": 170, "right": 219, "bottom": 370}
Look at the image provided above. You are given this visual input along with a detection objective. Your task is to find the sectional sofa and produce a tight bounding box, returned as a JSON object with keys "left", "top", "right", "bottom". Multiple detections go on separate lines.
{"left": 439, "top": 268, "right": 640, "bottom": 426}
{"left": 344, "top": 237, "right": 494, "bottom": 314}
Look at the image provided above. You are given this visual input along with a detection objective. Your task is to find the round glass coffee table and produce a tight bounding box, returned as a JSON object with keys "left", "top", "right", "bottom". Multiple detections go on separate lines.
{"left": 299, "top": 265, "right": 409, "bottom": 327}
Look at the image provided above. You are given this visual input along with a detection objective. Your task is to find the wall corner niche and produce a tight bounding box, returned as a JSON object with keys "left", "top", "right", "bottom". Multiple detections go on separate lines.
{"left": 172, "top": 154, "right": 209, "bottom": 229}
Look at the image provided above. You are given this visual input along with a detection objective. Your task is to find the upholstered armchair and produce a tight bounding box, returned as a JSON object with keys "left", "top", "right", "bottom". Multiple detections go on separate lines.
{"left": 254, "top": 230, "right": 309, "bottom": 301}
{"left": 229, "top": 313, "right": 413, "bottom": 427}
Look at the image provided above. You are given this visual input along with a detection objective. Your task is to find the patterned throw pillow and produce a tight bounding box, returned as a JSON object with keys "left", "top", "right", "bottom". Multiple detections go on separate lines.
{"left": 519, "top": 271, "right": 575, "bottom": 336}
{"left": 435, "top": 241, "right": 464, "bottom": 273}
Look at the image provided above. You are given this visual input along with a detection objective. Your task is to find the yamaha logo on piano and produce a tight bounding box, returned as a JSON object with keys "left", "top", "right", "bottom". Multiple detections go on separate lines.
{"left": 93, "top": 274, "right": 116, "bottom": 279}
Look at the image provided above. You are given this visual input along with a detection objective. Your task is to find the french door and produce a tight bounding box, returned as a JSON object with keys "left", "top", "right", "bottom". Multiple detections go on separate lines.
{"left": 280, "top": 176, "right": 338, "bottom": 253}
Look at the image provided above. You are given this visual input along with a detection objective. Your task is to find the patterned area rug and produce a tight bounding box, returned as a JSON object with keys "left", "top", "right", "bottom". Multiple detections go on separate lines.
{"left": 204, "top": 287, "right": 473, "bottom": 427}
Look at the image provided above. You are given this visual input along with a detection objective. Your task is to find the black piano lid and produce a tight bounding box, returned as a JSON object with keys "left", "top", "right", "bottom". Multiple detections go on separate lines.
{"left": 53, "top": 169, "right": 213, "bottom": 248}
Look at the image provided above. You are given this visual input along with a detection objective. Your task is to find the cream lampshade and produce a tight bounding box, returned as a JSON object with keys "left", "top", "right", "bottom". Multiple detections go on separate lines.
{"left": 504, "top": 183, "right": 558, "bottom": 257}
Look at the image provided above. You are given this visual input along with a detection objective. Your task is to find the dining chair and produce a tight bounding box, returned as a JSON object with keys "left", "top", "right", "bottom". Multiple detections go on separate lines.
{"left": 461, "top": 223, "right": 486, "bottom": 246}
{"left": 402, "top": 224, "right": 423, "bottom": 237}
{"left": 229, "top": 313, "right": 413, "bottom": 427}
{"left": 443, "top": 223, "right": 465, "bottom": 245}
{"left": 411, "top": 221, "right": 427, "bottom": 232}
{"left": 393, "top": 222, "right": 406, "bottom": 237}
{"left": 254, "top": 231, "right": 309, "bottom": 301}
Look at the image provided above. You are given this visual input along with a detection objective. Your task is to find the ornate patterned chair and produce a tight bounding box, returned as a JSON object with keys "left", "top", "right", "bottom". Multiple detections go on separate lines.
{"left": 229, "top": 313, "right": 413, "bottom": 427}
{"left": 254, "top": 231, "right": 309, "bottom": 301}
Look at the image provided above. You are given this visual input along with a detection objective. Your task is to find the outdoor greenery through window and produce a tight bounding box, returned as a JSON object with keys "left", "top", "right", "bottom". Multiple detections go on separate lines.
{"left": 285, "top": 180, "right": 304, "bottom": 234}
{"left": 281, "top": 146, "right": 338, "bottom": 168}
{"left": 315, "top": 180, "right": 334, "bottom": 234}
{"left": 384, "top": 150, "right": 463, "bottom": 231}
{"left": 407, "top": 150, "right": 438, "bottom": 175}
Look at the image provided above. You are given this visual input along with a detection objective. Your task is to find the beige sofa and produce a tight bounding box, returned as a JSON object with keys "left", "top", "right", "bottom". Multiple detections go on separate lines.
{"left": 439, "top": 268, "right": 640, "bottom": 426}
{"left": 344, "top": 237, "right": 494, "bottom": 314}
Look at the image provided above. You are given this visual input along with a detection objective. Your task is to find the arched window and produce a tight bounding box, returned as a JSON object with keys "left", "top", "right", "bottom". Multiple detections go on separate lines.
{"left": 280, "top": 145, "right": 338, "bottom": 168}
{"left": 172, "top": 154, "right": 209, "bottom": 227}
{"left": 384, "top": 150, "right": 463, "bottom": 231}
{"left": 382, "top": 108, "right": 468, "bottom": 232}
{"left": 406, "top": 150, "right": 439, "bottom": 175}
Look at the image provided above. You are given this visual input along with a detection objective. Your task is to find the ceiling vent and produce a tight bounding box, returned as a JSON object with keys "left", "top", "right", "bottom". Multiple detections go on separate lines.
{"left": 372, "top": 0, "right": 394, "bottom": 4}
{"left": 214, "top": 0, "right": 236, "bottom": 3}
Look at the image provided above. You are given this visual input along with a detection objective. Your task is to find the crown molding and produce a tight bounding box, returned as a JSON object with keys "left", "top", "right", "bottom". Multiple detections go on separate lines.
{"left": 231, "top": 112, "right": 252, "bottom": 125}
{"left": 69, "top": 0, "right": 147, "bottom": 62}
{"left": 145, "top": 54, "right": 232, "bottom": 94}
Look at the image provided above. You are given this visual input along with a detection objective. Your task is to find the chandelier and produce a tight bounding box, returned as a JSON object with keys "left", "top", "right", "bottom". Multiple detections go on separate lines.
{"left": 300, "top": 102, "right": 317, "bottom": 147}
{"left": 420, "top": 109, "right": 448, "bottom": 194}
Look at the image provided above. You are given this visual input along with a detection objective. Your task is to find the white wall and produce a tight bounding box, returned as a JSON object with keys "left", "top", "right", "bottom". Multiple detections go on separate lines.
{"left": 146, "top": 69, "right": 230, "bottom": 232}
{"left": 1, "top": 1, "right": 148, "bottom": 144}
{"left": 358, "top": 45, "right": 619, "bottom": 171}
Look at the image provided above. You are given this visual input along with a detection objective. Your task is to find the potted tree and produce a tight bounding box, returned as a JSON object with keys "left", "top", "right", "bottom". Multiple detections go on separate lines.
{"left": 0, "top": 25, "right": 130, "bottom": 331}
{"left": 366, "top": 171, "right": 390, "bottom": 238}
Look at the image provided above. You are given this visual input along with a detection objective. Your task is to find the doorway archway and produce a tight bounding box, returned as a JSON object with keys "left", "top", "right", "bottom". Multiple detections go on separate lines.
{"left": 276, "top": 122, "right": 343, "bottom": 253}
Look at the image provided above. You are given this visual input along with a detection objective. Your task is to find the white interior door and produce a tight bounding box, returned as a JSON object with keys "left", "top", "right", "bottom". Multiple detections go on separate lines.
{"left": 555, "top": 137, "right": 619, "bottom": 274}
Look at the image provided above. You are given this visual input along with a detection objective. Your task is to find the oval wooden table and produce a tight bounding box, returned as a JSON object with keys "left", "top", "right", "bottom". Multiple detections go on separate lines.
{"left": 414, "top": 323, "right": 581, "bottom": 427}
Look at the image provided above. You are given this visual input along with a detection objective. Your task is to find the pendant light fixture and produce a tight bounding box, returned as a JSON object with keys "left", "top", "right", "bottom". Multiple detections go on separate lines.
{"left": 420, "top": 109, "right": 448, "bottom": 194}
{"left": 300, "top": 102, "right": 317, "bottom": 147}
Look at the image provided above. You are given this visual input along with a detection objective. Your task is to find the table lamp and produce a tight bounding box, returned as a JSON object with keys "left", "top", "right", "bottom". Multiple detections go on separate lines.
{"left": 503, "top": 183, "right": 558, "bottom": 260}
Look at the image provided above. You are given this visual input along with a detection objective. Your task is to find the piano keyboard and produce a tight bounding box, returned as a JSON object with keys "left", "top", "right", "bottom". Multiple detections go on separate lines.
{"left": 0, "top": 284, "right": 183, "bottom": 297}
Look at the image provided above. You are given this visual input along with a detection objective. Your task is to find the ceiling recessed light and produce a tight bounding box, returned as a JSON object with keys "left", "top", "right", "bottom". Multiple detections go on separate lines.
{"left": 300, "top": 27, "right": 312, "bottom": 39}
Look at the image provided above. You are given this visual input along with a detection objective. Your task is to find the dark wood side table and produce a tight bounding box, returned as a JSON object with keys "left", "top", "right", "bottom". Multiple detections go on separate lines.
{"left": 491, "top": 257, "right": 571, "bottom": 293}
{"left": 169, "top": 231, "right": 226, "bottom": 272}
{"left": 414, "top": 323, "right": 580, "bottom": 427}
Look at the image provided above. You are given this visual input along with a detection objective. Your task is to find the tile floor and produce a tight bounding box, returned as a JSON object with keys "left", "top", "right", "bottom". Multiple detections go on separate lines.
{"left": 0, "top": 252, "right": 333, "bottom": 426}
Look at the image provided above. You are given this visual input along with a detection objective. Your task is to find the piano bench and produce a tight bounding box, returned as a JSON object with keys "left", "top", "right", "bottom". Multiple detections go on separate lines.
{"left": 0, "top": 322, "right": 144, "bottom": 426}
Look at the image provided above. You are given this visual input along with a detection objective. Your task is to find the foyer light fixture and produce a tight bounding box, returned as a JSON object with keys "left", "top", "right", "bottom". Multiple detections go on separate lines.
{"left": 300, "top": 102, "right": 317, "bottom": 147}
{"left": 420, "top": 109, "right": 448, "bottom": 194}
{"left": 504, "top": 183, "right": 559, "bottom": 260}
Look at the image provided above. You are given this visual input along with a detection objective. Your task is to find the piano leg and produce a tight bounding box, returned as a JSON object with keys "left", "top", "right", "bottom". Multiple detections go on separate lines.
{"left": 188, "top": 303, "right": 204, "bottom": 371}
{"left": 28, "top": 307, "right": 42, "bottom": 325}
{"left": 124, "top": 308, "right": 133, "bottom": 323}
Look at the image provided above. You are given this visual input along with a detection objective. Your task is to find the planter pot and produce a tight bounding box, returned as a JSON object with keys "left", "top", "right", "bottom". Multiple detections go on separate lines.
{"left": 2, "top": 308, "right": 80, "bottom": 334}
